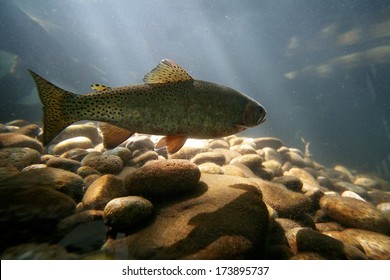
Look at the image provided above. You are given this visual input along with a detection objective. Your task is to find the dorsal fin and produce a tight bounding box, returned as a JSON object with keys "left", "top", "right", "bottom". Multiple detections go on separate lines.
{"left": 155, "top": 134, "right": 188, "bottom": 154}
{"left": 91, "top": 84, "right": 111, "bottom": 91}
{"left": 99, "top": 122, "right": 135, "bottom": 149}
{"left": 143, "top": 59, "right": 193, "bottom": 84}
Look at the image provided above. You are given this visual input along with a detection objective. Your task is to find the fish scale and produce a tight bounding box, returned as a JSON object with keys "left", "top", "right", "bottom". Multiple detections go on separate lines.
{"left": 29, "top": 59, "right": 266, "bottom": 153}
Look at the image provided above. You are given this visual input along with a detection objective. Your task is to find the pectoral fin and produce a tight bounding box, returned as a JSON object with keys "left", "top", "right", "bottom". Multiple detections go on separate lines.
{"left": 156, "top": 135, "right": 188, "bottom": 154}
{"left": 99, "top": 122, "right": 134, "bottom": 149}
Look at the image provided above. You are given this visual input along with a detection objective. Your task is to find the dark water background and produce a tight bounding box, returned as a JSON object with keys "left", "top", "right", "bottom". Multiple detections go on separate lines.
{"left": 1, "top": 0, "right": 389, "bottom": 177}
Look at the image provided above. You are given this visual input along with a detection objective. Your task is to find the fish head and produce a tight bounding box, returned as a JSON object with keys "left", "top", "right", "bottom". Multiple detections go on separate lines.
{"left": 242, "top": 99, "right": 266, "bottom": 128}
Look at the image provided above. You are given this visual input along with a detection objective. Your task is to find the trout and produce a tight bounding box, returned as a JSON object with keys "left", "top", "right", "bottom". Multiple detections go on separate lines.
{"left": 29, "top": 59, "right": 266, "bottom": 153}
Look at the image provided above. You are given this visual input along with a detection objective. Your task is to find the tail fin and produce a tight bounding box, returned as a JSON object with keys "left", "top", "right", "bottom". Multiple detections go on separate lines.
{"left": 29, "top": 70, "right": 78, "bottom": 146}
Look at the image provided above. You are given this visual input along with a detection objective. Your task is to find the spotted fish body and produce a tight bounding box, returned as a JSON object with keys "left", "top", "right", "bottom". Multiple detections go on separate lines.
{"left": 29, "top": 59, "right": 266, "bottom": 153}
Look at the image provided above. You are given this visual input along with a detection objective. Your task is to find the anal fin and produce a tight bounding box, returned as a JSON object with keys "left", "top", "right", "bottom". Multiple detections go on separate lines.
{"left": 156, "top": 135, "right": 188, "bottom": 154}
{"left": 99, "top": 122, "right": 135, "bottom": 149}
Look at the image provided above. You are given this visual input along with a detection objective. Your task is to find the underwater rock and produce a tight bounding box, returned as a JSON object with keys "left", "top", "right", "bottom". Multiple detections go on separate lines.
{"left": 80, "top": 151, "right": 102, "bottom": 164}
{"left": 230, "top": 154, "right": 263, "bottom": 169}
{"left": 265, "top": 244, "right": 294, "bottom": 260}
{"left": 338, "top": 229, "right": 390, "bottom": 260}
{"left": 103, "top": 196, "right": 154, "bottom": 232}
{"left": 377, "top": 202, "right": 390, "bottom": 221}
{"left": 241, "top": 138, "right": 257, "bottom": 148}
{"left": 1, "top": 243, "right": 78, "bottom": 260}
{"left": 272, "top": 175, "right": 303, "bottom": 192}
{"left": 60, "top": 148, "right": 89, "bottom": 162}
{"left": 103, "top": 173, "right": 269, "bottom": 259}
{"left": 302, "top": 186, "right": 325, "bottom": 209}
{"left": 354, "top": 177, "right": 382, "bottom": 190}
{"left": 83, "top": 154, "right": 123, "bottom": 174}
{"left": 116, "top": 166, "right": 137, "bottom": 180}
{"left": 190, "top": 151, "right": 226, "bottom": 166}
{"left": 252, "top": 179, "right": 312, "bottom": 218}
{"left": 289, "top": 252, "right": 327, "bottom": 260}
{"left": 320, "top": 195, "right": 390, "bottom": 234}
{"left": 0, "top": 147, "right": 40, "bottom": 171}
{"left": 315, "top": 222, "right": 344, "bottom": 232}
{"left": 52, "top": 136, "right": 93, "bottom": 155}
{"left": 198, "top": 162, "right": 224, "bottom": 174}
{"left": 212, "top": 148, "right": 240, "bottom": 163}
{"left": 21, "top": 164, "right": 47, "bottom": 172}
{"left": 40, "top": 154, "right": 55, "bottom": 164}
{"left": 253, "top": 167, "right": 274, "bottom": 181}
{"left": 266, "top": 218, "right": 304, "bottom": 252}
{"left": 13, "top": 124, "right": 40, "bottom": 138}
{"left": 286, "top": 151, "right": 302, "bottom": 163}
{"left": 283, "top": 151, "right": 306, "bottom": 168}
{"left": 0, "top": 125, "right": 13, "bottom": 133}
{"left": 366, "top": 190, "right": 390, "bottom": 205}
{"left": 228, "top": 162, "right": 259, "bottom": 178}
{"left": 50, "top": 123, "right": 101, "bottom": 145}
{"left": 326, "top": 168, "right": 352, "bottom": 182}
{"left": 316, "top": 175, "right": 334, "bottom": 189}
{"left": 169, "top": 146, "right": 209, "bottom": 160}
{"left": 2, "top": 117, "right": 390, "bottom": 260}
{"left": 235, "top": 144, "right": 257, "bottom": 155}
{"left": 285, "top": 167, "right": 320, "bottom": 193}
{"left": 341, "top": 190, "right": 365, "bottom": 201}
{"left": 262, "top": 147, "right": 283, "bottom": 163}
{"left": 0, "top": 165, "right": 19, "bottom": 181}
{"left": 208, "top": 139, "right": 229, "bottom": 149}
{"left": 128, "top": 150, "right": 159, "bottom": 167}
{"left": 240, "top": 138, "right": 257, "bottom": 150}
{"left": 77, "top": 166, "right": 102, "bottom": 178}
{"left": 0, "top": 133, "right": 43, "bottom": 153}
{"left": 126, "top": 135, "right": 155, "bottom": 152}
{"left": 281, "top": 162, "right": 294, "bottom": 172}
{"left": 124, "top": 159, "right": 201, "bottom": 199}
{"left": 59, "top": 219, "right": 107, "bottom": 254}
{"left": 296, "top": 213, "right": 316, "bottom": 229}
{"left": 333, "top": 165, "right": 355, "bottom": 182}
{"left": 83, "top": 174, "right": 101, "bottom": 189}
{"left": 5, "top": 119, "right": 31, "bottom": 127}
{"left": 262, "top": 160, "right": 283, "bottom": 177}
{"left": 103, "top": 147, "right": 132, "bottom": 166}
{"left": 286, "top": 228, "right": 346, "bottom": 259}
{"left": 0, "top": 186, "right": 76, "bottom": 249}
{"left": 46, "top": 157, "right": 82, "bottom": 173}
{"left": 319, "top": 230, "right": 363, "bottom": 250}
{"left": 57, "top": 210, "right": 106, "bottom": 254}
{"left": 220, "top": 164, "right": 248, "bottom": 177}
{"left": 332, "top": 181, "right": 367, "bottom": 197}
{"left": 82, "top": 174, "right": 126, "bottom": 210}
{"left": 273, "top": 218, "right": 308, "bottom": 234}
{"left": 228, "top": 136, "right": 244, "bottom": 146}
{"left": 57, "top": 210, "right": 104, "bottom": 234}
{"left": 0, "top": 167, "right": 84, "bottom": 202}
{"left": 253, "top": 137, "right": 283, "bottom": 149}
